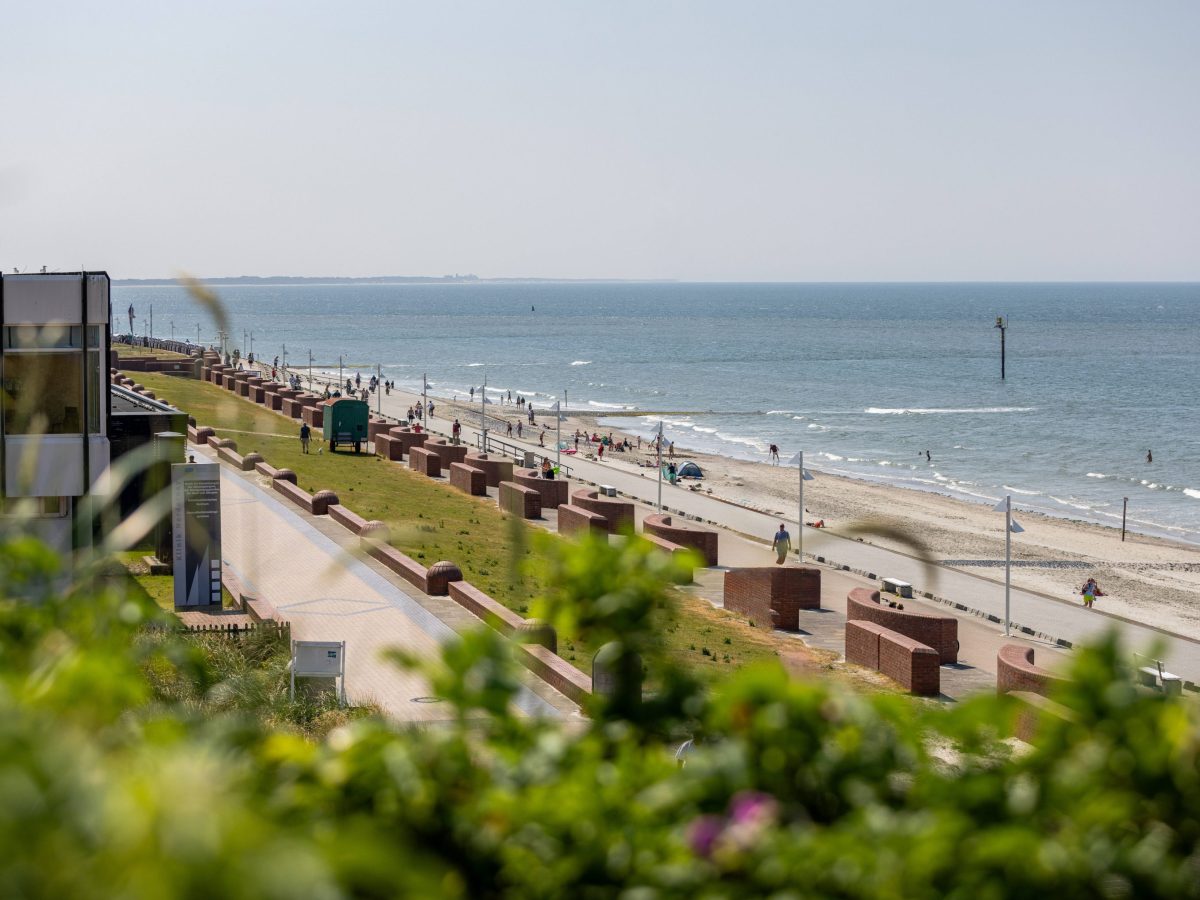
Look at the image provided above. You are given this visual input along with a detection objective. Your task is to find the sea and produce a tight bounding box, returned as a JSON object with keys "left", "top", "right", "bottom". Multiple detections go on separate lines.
{"left": 116, "top": 282, "right": 1200, "bottom": 544}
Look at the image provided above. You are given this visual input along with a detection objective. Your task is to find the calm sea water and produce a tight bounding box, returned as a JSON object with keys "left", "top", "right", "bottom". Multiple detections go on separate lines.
{"left": 116, "top": 282, "right": 1200, "bottom": 543}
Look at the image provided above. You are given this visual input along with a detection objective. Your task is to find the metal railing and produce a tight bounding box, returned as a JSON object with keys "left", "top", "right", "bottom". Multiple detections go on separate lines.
{"left": 473, "top": 433, "right": 574, "bottom": 478}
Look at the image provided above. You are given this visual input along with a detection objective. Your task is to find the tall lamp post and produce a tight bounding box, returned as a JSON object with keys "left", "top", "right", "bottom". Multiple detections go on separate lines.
{"left": 480, "top": 374, "right": 488, "bottom": 451}
{"left": 422, "top": 373, "right": 428, "bottom": 427}
{"left": 992, "top": 495, "right": 1025, "bottom": 636}
{"left": 555, "top": 396, "right": 563, "bottom": 469}
{"left": 656, "top": 420, "right": 665, "bottom": 511}
{"left": 787, "top": 451, "right": 815, "bottom": 561}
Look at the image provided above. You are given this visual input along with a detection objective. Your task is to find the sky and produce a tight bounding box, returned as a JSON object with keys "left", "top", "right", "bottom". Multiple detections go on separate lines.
{"left": 1, "top": 1, "right": 1197, "bottom": 281}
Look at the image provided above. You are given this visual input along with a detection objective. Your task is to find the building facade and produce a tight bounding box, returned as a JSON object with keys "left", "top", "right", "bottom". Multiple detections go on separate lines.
{"left": 0, "top": 272, "right": 111, "bottom": 553}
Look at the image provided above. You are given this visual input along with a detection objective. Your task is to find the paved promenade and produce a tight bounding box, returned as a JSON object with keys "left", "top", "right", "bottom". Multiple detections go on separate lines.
{"left": 194, "top": 443, "right": 573, "bottom": 724}
{"left": 349, "top": 381, "right": 1200, "bottom": 686}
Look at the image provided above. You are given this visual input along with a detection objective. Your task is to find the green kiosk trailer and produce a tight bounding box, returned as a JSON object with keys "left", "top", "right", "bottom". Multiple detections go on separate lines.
{"left": 323, "top": 397, "right": 369, "bottom": 452}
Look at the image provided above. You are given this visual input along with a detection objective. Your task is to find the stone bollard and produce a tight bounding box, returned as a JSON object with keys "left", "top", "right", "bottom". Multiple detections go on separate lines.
{"left": 360, "top": 520, "right": 390, "bottom": 541}
{"left": 187, "top": 415, "right": 197, "bottom": 427}
{"left": 591, "top": 642, "right": 643, "bottom": 712}
{"left": 213, "top": 438, "right": 237, "bottom": 451}
{"left": 311, "top": 489, "right": 339, "bottom": 515}
{"left": 194, "top": 426, "right": 215, "bottom": 445}
{"left": 241, "top": 452, "right": 264, "bottom": 472}
{"left": 426, "top": 560, "right": 463, "bottom": 596}
{"left": 272, "top": 468, "right": 298, "bottom": 485}
{"left": 514, "top": 618, "right": 557, "bottom": 654}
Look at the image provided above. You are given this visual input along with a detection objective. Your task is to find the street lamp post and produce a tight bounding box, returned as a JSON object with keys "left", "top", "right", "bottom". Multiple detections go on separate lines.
{"left": 170, "top": 321, "right": 174, "bottom": 342}
{"left": 377, "top": 363, "right": 382, "bottom": 416}
{"left": 656, "top": 420, "right": 664, "bottom": 511}
{"left": 196, "top": 323, "right": 201, "bottom": 346}
{"left": 422, "top": 373, "right": 428, "bottom": 426}
{"left": 1122, "top": 497, "right": 1129, "bottom": 542}
{"left": 787, "top": 451, "right": 815, "bottom": 561}
{"left": 480, "top": 374, "right": 488, "bottom": 451}
{"left": 992, "top": 495, "right": 1025, "bottom": 636}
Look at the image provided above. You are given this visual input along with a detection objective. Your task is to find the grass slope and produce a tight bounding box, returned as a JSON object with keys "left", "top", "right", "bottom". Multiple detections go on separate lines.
{"left": 131, "top": 371, "right": 800, "bottom": 680}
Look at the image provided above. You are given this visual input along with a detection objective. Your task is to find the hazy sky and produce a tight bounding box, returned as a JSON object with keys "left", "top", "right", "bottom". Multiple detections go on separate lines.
{"left": 1, "top": 2, "right": 1197, "bottom": 280}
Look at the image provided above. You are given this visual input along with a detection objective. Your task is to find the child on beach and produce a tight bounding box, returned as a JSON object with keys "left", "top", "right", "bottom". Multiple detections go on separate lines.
{"left": 1081, "top": 577, "right": 1104, "bottom": 608}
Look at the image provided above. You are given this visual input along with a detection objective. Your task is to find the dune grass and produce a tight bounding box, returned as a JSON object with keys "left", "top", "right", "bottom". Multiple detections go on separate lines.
{"left": 129, "top": 370, "right": 792, "bottom": 679}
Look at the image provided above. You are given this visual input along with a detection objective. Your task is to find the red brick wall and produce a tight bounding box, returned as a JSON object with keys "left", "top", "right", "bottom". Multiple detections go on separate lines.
{"left": 558, "top": 504, "right": 608, "bottom": 537}
{"left": 499, "top": 481, "right": 541, "bottom": 519}
{"left": 846, "top": 587, "right": 958, "bottom": 664}
{"left": 450, "top": 462, "right": 488, "bottom": 496}
{"left": 878, "top": 631, "right": 940, "bottom": 696}
{"left": 272, "top": 479, "right": 314, "bottom": 514}
{"left": 464, "top": 452, "right": 515, "bottom": 488}
{"left": 374, "top": 434, "right": 404, "bottom": 461}
{"left": 409, "top": 447, "right": 441, "bottom": 478}
{"left": 996, "top": 645, "right": 1069, "bottom": 697}
{"left": 845, "top": 619, "right": 884, "bottom": 669}
{"left": 571, "top": 490, "right": 634, "bottom": 533}
{"left": 514, "top": 468, "right": 570, "bottom": 508}
{"left": 643, "top": 514, "right": 719, "bottom": 566}
{"left": 361, "top": 539, "right": 429, "bottom": 593}
{"left": 724, "top": 567, "right": 821, "bottom": 630}
{"left": 425, "top": 439, "right": 469, "bottom": 468}
{"left": 448, "top": 581, "right": 525, "bottom": 634}
{"left": 328, "top": 504, "right": 367, "bottom": 534}
{"left": 388, "top": 428, "right": 428, "bottom": 456}
{"left": 302, "top": 405, "right": 324, "bottom": 428}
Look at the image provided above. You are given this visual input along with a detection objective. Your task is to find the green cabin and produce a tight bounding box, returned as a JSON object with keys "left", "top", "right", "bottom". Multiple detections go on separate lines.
{"left": 322, "top": 397, "right": 369, "bottom": 452}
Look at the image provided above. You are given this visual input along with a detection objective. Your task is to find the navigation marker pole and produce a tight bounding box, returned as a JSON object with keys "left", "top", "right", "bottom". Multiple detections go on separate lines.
{"left": 787, "top": 451, "right": 815, "bottom": 562}
{"left": 377, "top": 363, "right": 382, "bottom": 416}
{"left": 555, "top": 397, "right": 562, "bottom": 469}
{"left": 481, "top": 374, "right": 488, "bottom": 451}
{"left": 994, "top": 316, "right": 1007, "bottom": 380}
{"left": 993, "top": 495, "right": 1025, "bottom": 636}
{"left": 1122, "top": 497, "right": 1128, "bottom": 542}
{"left": 422, "top": 373, "right": 428, "bottom": 427}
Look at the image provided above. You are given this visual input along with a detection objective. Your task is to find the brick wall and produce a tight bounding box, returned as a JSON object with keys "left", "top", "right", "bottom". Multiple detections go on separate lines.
{"left": 845, "top": 619, "right": 884, "bottom": 669}
{"left": 425, "top": 439, "right": 469, "bottom": 468}
{"left": 514, "top": 468, "right": 570, "bottom": 508}
{"left": 464, "top": 452, "right": 514, "bottom": 488}
{"left": 724, "top": 567, "right": 821, "bottom": 630}
{"left": 374, "top": 434, "right": 404, "bottom": 461}
{"left": 643, "top": 514, "right": 719, "bottom": 566}
{"left": 409, "top": 447, "right": 441, "bottom": 478}
{"left": 388, "top": 428, "right": 428, "bottom": 456}
{"left": 499, "top": 481, "right": 542, "bottom": 519}
{"left": 878, "top": 631, "right": 940, "bottom": 696}
{"left": 571, "top": 489, "right": 635, "bottom": 533}
{"left": 272, "top": 479, "right": 315, "bottom": 514}
{"left": 558, "top": 504, "right": 608, "bottom": 537}
{"left": 450, "top": 462, "right": 488, "bottom": 496}
{"left": 846, "top": 587, "right": 958, "bottom": 664}
{"left": 301, "top": 405, "right": 324, "bottom": 428}
{"left": 996, "top": 645, "right": 1070, "bottom": 697}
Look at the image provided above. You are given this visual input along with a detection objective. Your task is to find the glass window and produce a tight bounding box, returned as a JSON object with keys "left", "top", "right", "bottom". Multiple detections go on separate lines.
{"left": 0, "top": 496, "right": 67, "bottom": 518}
{"left": 3, "top": 325, "right": 83, "bottom": 350}
{"left": 2, "top": 352, "right": 83, "bottom": 434}
{"left": 87, "top": 350, "right": 101, "bottom": 434}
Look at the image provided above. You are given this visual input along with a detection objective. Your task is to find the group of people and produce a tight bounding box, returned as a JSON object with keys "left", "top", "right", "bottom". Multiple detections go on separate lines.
{"left": 404, "top": 401, "right": 434, "bottom": 425}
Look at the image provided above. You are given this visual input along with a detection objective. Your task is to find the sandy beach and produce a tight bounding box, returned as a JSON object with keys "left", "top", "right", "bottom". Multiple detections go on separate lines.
{"left": 285, "top": 366, "right": 1200, "bottom": 640}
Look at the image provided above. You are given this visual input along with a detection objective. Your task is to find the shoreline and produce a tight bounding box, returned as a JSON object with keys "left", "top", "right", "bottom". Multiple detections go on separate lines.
{"left": 278, "top": 363, "right": 1200, "bottom": 639}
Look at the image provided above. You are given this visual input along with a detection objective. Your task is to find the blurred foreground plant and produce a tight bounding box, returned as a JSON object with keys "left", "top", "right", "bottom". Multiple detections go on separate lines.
{"left": 0, "top": 531, "right": 1196, "bottom": 898}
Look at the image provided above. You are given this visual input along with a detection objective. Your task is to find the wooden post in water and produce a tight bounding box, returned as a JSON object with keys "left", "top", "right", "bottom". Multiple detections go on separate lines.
{"left": 1122, "top": 496, "right": 1128, "bottom": 542}
{"left": 994, "top": 316, "right": 1007, "bottom": 379}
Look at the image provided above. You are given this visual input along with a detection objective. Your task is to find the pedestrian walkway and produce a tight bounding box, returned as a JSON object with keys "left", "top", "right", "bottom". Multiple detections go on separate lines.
{"left": 196, "top": 444, "right": 571, "bottom": 723}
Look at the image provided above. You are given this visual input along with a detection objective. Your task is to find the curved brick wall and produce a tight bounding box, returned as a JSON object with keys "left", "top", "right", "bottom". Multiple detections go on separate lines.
{"left": 465, "top": 452, "right": 515, "bottom": 488}
{"left": 643, "top": 514, "right": 719, "bottom": 566}
{"left": 846, "top": 587, "right": 958, "bottom": 664}
{"left": 571, "top": 489, "right": 635, "bottom": 533}
{"left": 514, "top": 468, "right": 569, "bottom": 508}
{"left": 425, "top": 438, "right": 469, "bottom": 468}
{"left": 996, "top": 645, "right": 1069, "bottom": 697}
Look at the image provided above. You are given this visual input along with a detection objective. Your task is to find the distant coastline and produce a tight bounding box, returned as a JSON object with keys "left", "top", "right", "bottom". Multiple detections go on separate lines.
{"left": 114, "top": 275, "right": 674, "bottom": 287}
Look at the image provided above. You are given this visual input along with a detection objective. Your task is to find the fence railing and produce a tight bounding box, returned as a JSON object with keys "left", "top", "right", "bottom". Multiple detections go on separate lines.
{"left": 182, "top": 620, "right": 291, "bottom": 640}
{"left": 474, "top": 433, "right": 575, "bottom": 478}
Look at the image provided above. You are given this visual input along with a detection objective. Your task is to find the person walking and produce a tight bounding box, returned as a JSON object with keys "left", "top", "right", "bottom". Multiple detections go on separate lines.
{"left": 299, "top": 422, "right": 311, "bottom": 454}
{"left": 1081, "top": 577, "right": 1104, "bottom": 608}
{"left": 597, "top": 442, "right": 604, "bottom": 461}
{"left": 772, "top": 523, "right": 791, "bottom": 564}
{"left": 507, "top": 421, "right": 513, "bottom": 437}
{"left": 769, "top": 444, "right": 780, "bottom": 464}
{"left": 517, "top": 421, "right": 523, "bottom": 439}
{"left": 452, "top": 418, "right": 462, "bottom": 443}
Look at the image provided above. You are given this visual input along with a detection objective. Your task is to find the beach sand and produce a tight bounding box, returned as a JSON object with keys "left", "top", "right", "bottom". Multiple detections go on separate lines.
{"left": 294, "top": 369, "right": 1200, "bottom": 640}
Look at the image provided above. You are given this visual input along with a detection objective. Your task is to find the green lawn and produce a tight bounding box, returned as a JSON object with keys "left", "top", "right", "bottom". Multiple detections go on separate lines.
{"left": 130, "top": 371, "right": 793, "bottom": 680}
{"left": 115, "top": 343, "right": 190, "bottom": 359}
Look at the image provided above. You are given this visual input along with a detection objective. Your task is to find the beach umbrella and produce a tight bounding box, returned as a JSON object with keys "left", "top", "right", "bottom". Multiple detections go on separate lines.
{"left": 787, "top": 451, "right": 815, "bottom": 561}
{"left": 992, "top": 495, "right": 1025, "bottom": 636}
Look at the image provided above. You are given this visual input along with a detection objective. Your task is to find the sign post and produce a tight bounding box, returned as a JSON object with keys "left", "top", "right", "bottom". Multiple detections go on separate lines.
{"left": 291, "top": 640, "right": 347, "bottom": 705}
{"left": 171, "top": 462, "right": 222, "bottom": 607}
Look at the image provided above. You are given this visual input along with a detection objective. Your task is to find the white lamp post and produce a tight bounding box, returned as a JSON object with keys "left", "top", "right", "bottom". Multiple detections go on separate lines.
{"left": 555, "top": 398, "right": 562, "bottom": 468}
{"left": 787, "top": 451, "right": 815, "bottom": 562}
{"left": 656, "top": 420, "right": 664, "bottom": 511}
{"left": 480, "top": 374, "right": 487, "bottom": 451}
{"left": 992, "top": 495, "right": 1025, "bottom": 636}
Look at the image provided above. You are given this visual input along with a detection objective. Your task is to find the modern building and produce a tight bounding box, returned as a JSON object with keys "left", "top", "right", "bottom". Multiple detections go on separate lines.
{"left": 0, "top": 272, "right": 112, "bottom": 553}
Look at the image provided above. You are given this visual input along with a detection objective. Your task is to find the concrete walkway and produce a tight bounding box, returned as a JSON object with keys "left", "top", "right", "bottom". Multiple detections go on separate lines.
{"left": 194, "top": 442, "right": 574, "bottom": 724}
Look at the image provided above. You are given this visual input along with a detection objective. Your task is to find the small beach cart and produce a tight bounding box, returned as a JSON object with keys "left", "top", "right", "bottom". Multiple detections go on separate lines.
{"left": 323, "top": 397, "right": 369, "bottom": 453}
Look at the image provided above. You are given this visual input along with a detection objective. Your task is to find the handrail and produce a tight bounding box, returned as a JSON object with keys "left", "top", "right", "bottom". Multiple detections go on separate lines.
{"left": 473, "top": 433, "right": 574, "bottom": 478}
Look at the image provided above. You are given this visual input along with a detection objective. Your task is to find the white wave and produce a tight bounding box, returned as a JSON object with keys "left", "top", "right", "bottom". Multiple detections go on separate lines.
{"left": 766, "top": 410, "right": 795, "bottom": 416}
{"left": 465, "top": 362, "right": 484, "bottom": 367}
{"left": 865, "top": 406, "right": 1036, "bottom": 415}
{"left": 1184, "top": 488, "right": 1200, "bottom": 501}
{"left": 714, "top": 432, "right": 771, "bottom": 452}
{"left": 693, "top": 426, "right": 718, "bottom": 434}
{"left": 807, "top": 423, "right": 829, "bottom": 431}
{"left": 1003, "top": 485, "right": 1043, "bottom": 496}
{"left": 587, "top": 400, "right": 632, "bottom": 410}
{"left": 1086, "top": 472, "right": 1107, "bottom": 479}
{"left": 820, "top": 452, "right": 844, "bottom": 461}
{"left": 1049, "top": 495, "right": 1093, "bottom": 511}
{"left": 570, "top": 360, "right": 592, "bottom": 366}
